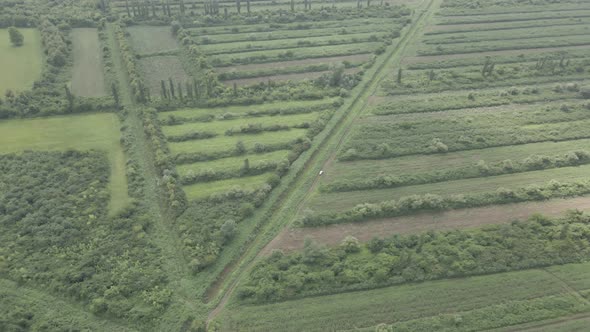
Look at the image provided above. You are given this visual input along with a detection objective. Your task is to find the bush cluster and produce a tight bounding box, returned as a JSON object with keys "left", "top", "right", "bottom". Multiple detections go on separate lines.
{"left": 305, "top": 179, "right": 590, "bottom": 226}
{"left": 239, "top": 211, "right": 590, "bottom": 302}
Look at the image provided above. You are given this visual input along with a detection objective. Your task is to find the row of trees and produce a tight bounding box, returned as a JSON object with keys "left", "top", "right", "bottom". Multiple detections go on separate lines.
{"left": 322, "top": 150, "right": 590, "bottom": 193}
{"left": 303, "top": 179, "right": 590, "bottom": 226}
{"left": 239, "top": 211, "right": 590, "bottom": 302}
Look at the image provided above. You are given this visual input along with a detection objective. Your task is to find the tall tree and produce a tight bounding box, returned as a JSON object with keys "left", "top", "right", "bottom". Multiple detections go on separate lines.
{"left": 237, "top": 0, "right": 241, "bottom": 13}
{"left": 8, "top": 27, "right": 24, "bottom": 46}
{"left": 169, "top": 77, "right": 175, "bottom": 98}
{"left": 161, "top": 80, "right": 168, "bottom": 99}
{"left": 111, "top": 83, "right": 120, "bottom": 107}
{"left": 64, "top": 85, "right": 74, "bottom": 112}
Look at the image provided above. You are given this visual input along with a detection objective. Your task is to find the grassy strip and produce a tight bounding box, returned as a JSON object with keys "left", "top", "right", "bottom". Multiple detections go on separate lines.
{"left": 162, "top": 111, "right": 319, "bottom": 136}
{"left": 210, "top": 42, "right": 383, "bottom": 66}
{"left": 196, "top": 23, "right": 395, "bottom": 44}
{"left": 201, "top": 31, "right": 390, "bottom": 55}
{"left": 418, "top": 34, "right": 590, "bottom": 56}
{"left": 425, "top": 17, "right": 590, "bottom": 35}
{"left": 220, "top": 262, "right": 590, "bottom": 331}
{"left": 437, "top": 10, "right": 590, "bottom": 25}
{"left": 183, "top": 173, "right": 274, "bottom": 200}
{"left": 169, "top": 128, "right": 307, "bottom": 156}
{"left": 321, "top": 150, "right": 590, "bottom": 193}
{"left": 306, "top": 176, "right": 590, "bottom": 225}
{"left": 323, "top": 138, "right": 590, "bottom": 186}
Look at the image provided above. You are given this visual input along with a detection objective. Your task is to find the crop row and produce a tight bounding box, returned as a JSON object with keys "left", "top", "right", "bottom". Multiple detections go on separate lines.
{"left": 417, "top": 34, "right": 590, "bottom": 56}
{"left": 371, "top": 83, "right": 582, "bottom": 115}
{"left": 210, "top": 41, "right": 383, "bottom": 66}
{"left": 382, "top": 61, "right": 589, "bottom": 95}
{"left": 425, "top": 17, "right": 590, "bottom": 35}
{"left": 158, "top": 97, "right": 340, "bottom": 124}
{"left": 437, "top": 10, "right": 590, "bottom": 25}
{"left": 322, "top": 150, "right": 590, "bottom": 193}
{"left": 305, "top": 177, "right": 590, "bottom": 225}
{"left": 193, "top": 21, "right": 396, "bottom": 44}
{"left": 340, "top": 100, "right": 590, "bottom": 161}
{"left": 200, "top": 31, "right": 391, "bottom": 55}
{"left": 423, "top": 24, "right": 590, "bottom": 45}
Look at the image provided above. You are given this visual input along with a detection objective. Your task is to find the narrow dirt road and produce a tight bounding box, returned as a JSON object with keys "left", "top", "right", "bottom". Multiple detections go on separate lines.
{"left": 206, "top": 0, "right": 441, "bottom": 325}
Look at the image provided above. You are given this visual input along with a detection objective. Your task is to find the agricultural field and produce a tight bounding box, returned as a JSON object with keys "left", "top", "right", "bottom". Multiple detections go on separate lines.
{"left": 302, "top": 0, "right": 590, "bottom": 231}
{"left": 0, "top": 28, "right": 42, "bottom": 95}
{"left": 71, "top": 28, "right": 106, "bottom": 96}
{"left": 220, "top": 262, "right": 590, "bottom": 331}
{"left": 159, "top": 98, "right": 335, "bottom": 199}
{"left": 7, "top": 0, "right": 590, "bottom": 330}
{"left": 0, "top": 113, "right": 129, "bottom": 213}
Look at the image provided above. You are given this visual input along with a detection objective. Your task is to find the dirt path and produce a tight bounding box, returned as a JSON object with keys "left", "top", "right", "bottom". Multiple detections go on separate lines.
{"left": 206, "top": 0, "right": 440, "bottom": 325}
{"left": 263, "top": 196, "right": 590, "bottom": 252}
{"left": 215, "top": 54, "right": 372, "bottom": 72}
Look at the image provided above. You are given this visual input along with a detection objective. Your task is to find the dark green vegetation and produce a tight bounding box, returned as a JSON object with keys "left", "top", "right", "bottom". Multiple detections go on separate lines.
{"left": 4, "top": 0, "right": 590, "bottom": 330}
{"left": 0, "top": 152, "right": 169, "bottom": 328}
{"left": 240, "top": 212, "right": 590, "bottom": 301}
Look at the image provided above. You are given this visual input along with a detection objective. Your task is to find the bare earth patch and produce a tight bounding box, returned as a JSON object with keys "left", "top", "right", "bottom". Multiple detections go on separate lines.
{"left": 262, "top": 196, "right": 590, "bottom": 253}
{"left": 223, "top": 68, "right": 361, "bottom": 86}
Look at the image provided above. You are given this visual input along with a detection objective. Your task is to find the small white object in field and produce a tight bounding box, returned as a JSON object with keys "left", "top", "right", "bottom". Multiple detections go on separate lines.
{"left": 319, "top": 170, "right": 324, "bottom": 176}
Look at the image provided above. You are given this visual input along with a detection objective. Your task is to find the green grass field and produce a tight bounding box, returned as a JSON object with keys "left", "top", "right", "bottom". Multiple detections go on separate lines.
{"left": 0, "top": 28, "right": 42, "bottom": 95}
{"left": 71, "top": 28, "right": 106, "bottom": 97}
{"left": 163, "top": 111, "right": 319, "bottom": 136}
{"left": 169, "top": 128, "right": 307, "bottom": 156}
{"left": 127, "top": 25, "right": 179, "bottom": 55}
{"left": 0, "top": 113, "right": 130, "bottom": 214}
{"left": 321, "top": 138, "right": 590, "bottom": 186}
{"left": 309, "top": 163, "right": 590, "bottom": 212}
{"left": 177, "top": 150, "right": 290, "bottom": 175}
{"left": 158, "top": 98, "right": 338, "bottom": 121}
{"left": 183, "top": 173, "right": 273, "bottom": 199}
{"left": 220, "top": 263, "right": 590, "bottom": 331}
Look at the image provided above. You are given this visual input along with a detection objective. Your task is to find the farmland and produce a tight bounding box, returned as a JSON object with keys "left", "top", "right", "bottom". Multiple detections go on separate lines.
{"left": 6, "top": 0, "right": 590, "bottom": 330}
{"left": 71, "top": 28, "right": 106, "bottom": 96}
{"left": 0, "top": 113, "right": 130, "bottom": 213}
{"left": 221, "top": 262, "right": 590, "bottom": 331}
{"left": 0, "top": 28, "right": 42, "bottom": 95}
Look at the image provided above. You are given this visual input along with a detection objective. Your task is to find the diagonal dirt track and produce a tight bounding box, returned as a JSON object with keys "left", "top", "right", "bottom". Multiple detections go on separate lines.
{"left": 206, "top": 0, "right": 441, "bottom": 324}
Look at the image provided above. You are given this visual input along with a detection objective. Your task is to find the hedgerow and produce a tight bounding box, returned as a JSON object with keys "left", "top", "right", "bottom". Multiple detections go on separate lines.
{"left": 304, "top": 179, "right": 590, "bottom": 226}
{"left": 239, "top": 210, "right": 590, "bottom": 302}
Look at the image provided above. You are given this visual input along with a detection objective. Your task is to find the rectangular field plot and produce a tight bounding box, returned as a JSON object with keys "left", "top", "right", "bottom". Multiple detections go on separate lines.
{"left": 221, "top": 264, "right": 590, "bottom": 331}
{"left": 0, "top": 28, "right": 42, "bottom": 95}
{"left": 127, "top": 25, "right": 178, "bottom": 55}
{"left": 321, "top": 138, "right": 590, "bottom": 187}
{"left": 177, "top": 149, "right": 289, "bottom": 175}
{"left": 309, "top": 164, "right": 590, "bottom": 212}
{"left": 163, "top": 112, "right": 318, "bottom": 137}
{"left": 158, "top": 98, "right": 338, "bottom": 122}
{"left": 169, "top": 128, "right": 307, "bottom": 156}
{"left": 71, "top": 28, "right": 106, "bottom": 97}
{"left": 138, "top": 55, "right": 190, "bottom": 96}
{"left": 0, "top": 113, "right": 129, "bottom": 213}
{"left": 184, "top": 173, "right": 273, "bottom": 200}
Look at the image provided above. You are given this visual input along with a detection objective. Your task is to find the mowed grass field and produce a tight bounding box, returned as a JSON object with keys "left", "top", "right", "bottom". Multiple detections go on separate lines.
{"left": 220, "top": 262, "right": 590, "bottom": 331}
{"left": 0, "top": 113, "right": 130, "bottom": 213}
{"left": 0, "top": 28, "right": 42, "bottom": 95}
{"left": 71, "top": 28, "right": 106, "bottom": 97}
